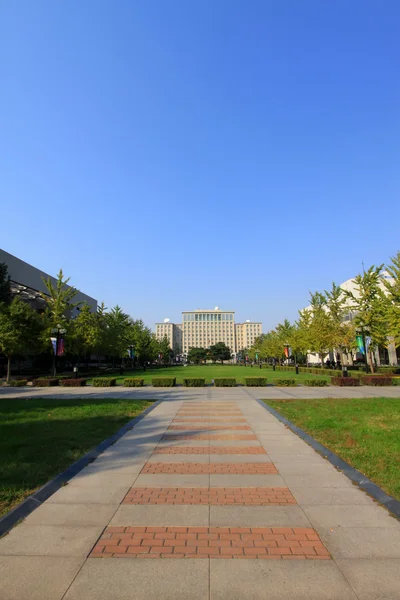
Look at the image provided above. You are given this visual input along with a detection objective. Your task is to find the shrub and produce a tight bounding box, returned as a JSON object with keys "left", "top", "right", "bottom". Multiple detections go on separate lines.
{"left": 361, "top": 376, "right": 393, "bottom": 386}
{"left": 123, "top": 378, "right": 144, "bottom": 387}
{"left": 244, "top": 378, "right": 267, "bottom": 387}
{"left": 303, "top": 379, "right": 328, "bottom": 387}
{"left": 7, "top": 379, "right": 28, "bottom": 387}
{"left": 331, "top": 377, "right": 360, "bottom": 386}
{"left": 275, "top": 379, "right": 297, "bottom": 387}
{"left": 60, "top": 378, "right": 87, "bottom": 387}
{"left": 392, "top": 377, "right": 400, "bottom": 386}
{"left": 214, "top": 378, "right": 236, "bottom": 387}
{"left": 92, "top": 378, "right": 117, "bottom": 387}
{"left": 32, "top": 378, "right": 59, "bottom": 387}
{"left": 152, "top": 378, "right": 176, "bottom": 387}
{"left": 183, "top": 378, "right": 205, "bottom": 387}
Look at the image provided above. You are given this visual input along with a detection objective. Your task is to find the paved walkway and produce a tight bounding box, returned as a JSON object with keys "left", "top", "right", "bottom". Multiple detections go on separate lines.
{"left": 0, "top": 389, "right": 399, "bottom": 599}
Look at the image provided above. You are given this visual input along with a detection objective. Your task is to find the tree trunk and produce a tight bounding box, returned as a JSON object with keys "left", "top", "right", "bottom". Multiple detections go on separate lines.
{"left": 6, "top": 356, "right": 12, "bottom": 383}
{"left": 368, "top": 348, "right": 375, "bottom": 373}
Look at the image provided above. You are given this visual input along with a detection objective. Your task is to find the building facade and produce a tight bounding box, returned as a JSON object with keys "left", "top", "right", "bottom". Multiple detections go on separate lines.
{"left": 155, "top": 308, "right": 262, "bottom": 356}
{"left": 0, "top": 249, "right": 97, "bottom": 315}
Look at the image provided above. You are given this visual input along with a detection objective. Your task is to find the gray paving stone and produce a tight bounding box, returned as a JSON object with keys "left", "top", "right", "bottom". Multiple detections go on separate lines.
{"left": 0, "top": 556, "right": 83, "bottom": 600}
{"left": 335, "top": 558, "right": 400, "bottom": 599}
{"left": 303, "top": 505, "right": 400, "bottom": 529}
{"left": 47, "top": 483, "right": 131, "bottom": 504}
{"left": 68, "top": 470, "right": 137, "bottom": 487}
{"left": 282, "top": 473, "right": 354, "bottom": 488}
{"left": 24, "top": 502, "right": 118, "bottom": 526}
{"left": 64, "top": 557, "right": 209, "bottom": 600}
{"left": 209, "top": 474, "right": 285, "bottom": 487}
{"left": 210, "top": 505, "right": 311, "bottom": 527}
{"left": 319, "top": 527, "right": 400, "bottom": 558}
{"left": 209, "top": 454, "right": 272, "bottom": 463}
{"left": 110, "top": 504, "right": 209, "bottom": 526}
{"left": 133, "top": 474, "right": 210, "bottom": 487}
{"left": 289, "top": 486, "right": 376, "bottom": 506}
{"left": 210, "top": 559, "right": 357, "bottom": 600}
{"left": 0, "top": 524, "right": 102, "bottom": 557}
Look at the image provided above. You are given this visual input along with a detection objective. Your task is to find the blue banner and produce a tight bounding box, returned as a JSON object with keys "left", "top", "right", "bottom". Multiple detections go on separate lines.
{"left": 50, "top": 337, "right": 57, "bottom": 355}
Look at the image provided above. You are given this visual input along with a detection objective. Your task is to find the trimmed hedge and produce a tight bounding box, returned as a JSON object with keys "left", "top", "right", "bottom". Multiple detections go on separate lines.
{"left": 244, "top": 378, "right": 267, "bottom": 387}
{"left": 214, "top": 378, "right": 236, "bottom": 387}
{"left": 274, "top": 379, "right": 297, "bottom": 387}
{"left": 123, "top": 378, "right": 144, "bottom": 387}
{"left": 152, "top": 378, "right": 176, "bottom": 387}
{"left": 331, "top": 377, "right": 360, "bottom": 386}
{"left": 392, "top": 378, "right": 400, "bottom": 386}
{"left": 183, "top": 378, "right": 205, "bottom": 387}
{"left": 60, "top": 378, "right": 87, "bottom": 387}
{"left": 303, "top": 379, "right": 328, "bottom": 387}
{"left": 92, "top": 378, "right": 117, "bottom": 387}
{"left": 32, "top": 378, "right": 59, "bottom": 387}
{"left": 361, "top": 376, "right": 393, "bottom": 386}
{"left": 7, "top": 379, "right": 28, "bottom": 387}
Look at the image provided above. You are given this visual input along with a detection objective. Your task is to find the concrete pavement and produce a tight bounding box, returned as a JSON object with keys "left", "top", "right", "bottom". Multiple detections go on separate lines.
{"left": 0, "top": 388, "right": 399, "bottom": 599}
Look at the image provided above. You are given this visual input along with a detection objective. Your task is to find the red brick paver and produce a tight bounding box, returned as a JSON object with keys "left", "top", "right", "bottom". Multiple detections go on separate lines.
{"left": 91, "top": 527, "right": 330, "bottom": 559}
{"left": 153, "top": 446, "right": 267, "bottom": 454}
{"left": 162, "top": 434, "right": 257, "bottom": 441}
{"left": 122, "top": 487, "right": 296, "bottom": 505}
{"left": 141, "top": 462, "right": 278, "bottom": 474}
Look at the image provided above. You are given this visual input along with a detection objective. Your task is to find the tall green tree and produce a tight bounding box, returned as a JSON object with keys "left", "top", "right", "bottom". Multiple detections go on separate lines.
{"left": 158, "top": 335, "right": 172, "bottom": 364}
{"left": 343, "top": 265, "right": 388, "bottom": 372}
{"left": 0, "top": 263, "right": 12, "bottom": 306}
{"left": 308, "top": 291, "right": 336, "bottom": 367}
{"left": 0, "top": 297, "right": 43, "bottom": 382}
{"left": 383, "top": 251, "right": 400, "bottom": 348}
{"left": 104, "top": 306, "right": 132, "bottom": 364}
{"left": 208, "top": 342, "right": 231, "bottom": 363}
{"left": 187, "top": 347, "right": 207, "bottom": 364}
{"left": 131, "top": 319, "right": 159, "bottom": 366}
{"left": 40, "top": 269, "right": 80, "bottom": 326}
{"left": 68, "top": 303, "right": 101, "bottom": 363}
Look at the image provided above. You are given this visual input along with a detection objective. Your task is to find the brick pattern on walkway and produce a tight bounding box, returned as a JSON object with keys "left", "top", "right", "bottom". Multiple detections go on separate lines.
{"left": 123, "top": 487, "right": 297, "bottom": 505}
{"left": 140, "top": 462, "right": 278, "bottom": 474}
{"left": 91, "top": 527, "right": 330, "bottom": 559}
{"left": 153, "top": 446, "right": 267, "bottom": 454}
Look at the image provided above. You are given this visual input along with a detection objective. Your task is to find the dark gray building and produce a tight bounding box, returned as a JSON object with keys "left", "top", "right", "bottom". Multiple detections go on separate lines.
{"left": 0, "top": 249, "right": 97, "bottom": 314}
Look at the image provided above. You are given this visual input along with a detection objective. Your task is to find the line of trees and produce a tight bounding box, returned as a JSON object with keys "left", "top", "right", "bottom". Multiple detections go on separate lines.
{"left": 248, "top": 252, "right": 400, "bottom": 373}
{"left": 0, "top": 266, "right": 170, "bottom": 382}
{"left": 187, "top": 342, "right": 232, "bottom": 364}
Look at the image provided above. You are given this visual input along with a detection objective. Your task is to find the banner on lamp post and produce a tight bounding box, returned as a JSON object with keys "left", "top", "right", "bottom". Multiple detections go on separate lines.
{"left": 57, "top": 338, "right": 65, "bottom": 356}
{"left": 356, "top": 335, "right": 365, "bottom": 354}
{"left": 50, "top": 337, "right": 57, "bottom": 355}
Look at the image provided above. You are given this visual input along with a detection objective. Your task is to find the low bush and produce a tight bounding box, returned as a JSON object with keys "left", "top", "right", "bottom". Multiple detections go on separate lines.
{"left": 92, "top": 378, "right": 117, "bottom": 387}
{"left": 123, "top": 378, "right": 144, "bottom": 387}
{"left": 275, "top": 379, "right": 297, "bottom": 387}
{"left": 214, "top": 378, "right": 236, "bottom": 387}
{"left": 244, "top": 377, "right": 267, "bottom": 387}
{"left": 392, "top": 378, "right": 400, "bottom": 386}
{"left": 303, "top": 379, "right": 328, "bottom": 387}
{"left": 361, "top": 376, "right": 393, "bottom": 386}
{"left": 32, "top": 378, "right": 59, "bottom": 387}
{"left": 183, "top": 378, "right": 205, "bottom": 387}
{"left": 7, "top": 379, "right": 28, "bottom": 387}
{"left": 331, "top": 377, "right": 360, "bottom": 386}
{"left": 60, "top": 378, "right": 87, "bottom": 387}
{"left": 152, "top": 378, "right": 176, "bottom": 387}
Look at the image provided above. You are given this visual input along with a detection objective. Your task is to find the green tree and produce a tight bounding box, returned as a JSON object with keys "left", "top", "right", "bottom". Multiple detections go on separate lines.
{"left": 308, "top": 291, "right": 336, "bottom": 368}
{"left": 0, "top": 297, "right": 43, "bottom": 382}
{"left": 208, "top": 342, "right": 231, "bottom": 363}
{"left": 343, "top": 265, "right": 388, "bottom": 373}
{"left": 383, "top": 251, "right": 400, "bottom": 348}
{"left": 158, "top": 335, "right": 172, "bottom": 364}
{"left": 0, "top": 263, "right": 12, "bottom": 305}
{"left": 187, "top": 347, "right": 208, "bottom": 364}
{"left": 131, "top": 319, "right": 159, "bottom": 366}
{"left": 104, "top": 306, "right": 132, "bottom": 364}
{"left": 68, "top": 303, "right": 101, "bottom": 363}
{"left": 296, "top": 309, "right": 313, "bottom": 366}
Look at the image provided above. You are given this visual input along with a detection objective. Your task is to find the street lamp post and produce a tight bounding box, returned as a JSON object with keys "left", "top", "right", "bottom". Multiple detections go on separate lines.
{"left": 50, "top": 324, "right": 67, "bottom": 377}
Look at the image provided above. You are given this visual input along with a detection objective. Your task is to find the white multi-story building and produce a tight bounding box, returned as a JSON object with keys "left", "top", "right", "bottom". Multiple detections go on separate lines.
{"left": 155, "top": 308, "right": 262, "bottom": 356}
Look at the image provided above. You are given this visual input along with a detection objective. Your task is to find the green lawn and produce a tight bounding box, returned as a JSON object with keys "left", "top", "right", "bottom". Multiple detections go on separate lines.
{"left": 266, "top": 397, "right": 400, "bottom": 501}
{"left": 0, "top": 397, "right": 154, "bottom": 516}
{"left": 88, "top": 365, "right": 330, "bottom": 385}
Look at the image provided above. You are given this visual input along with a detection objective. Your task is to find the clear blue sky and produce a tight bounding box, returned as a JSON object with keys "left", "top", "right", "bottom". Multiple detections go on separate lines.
{"left": 1, "top": 1, "right": 399, "bottom": 331}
